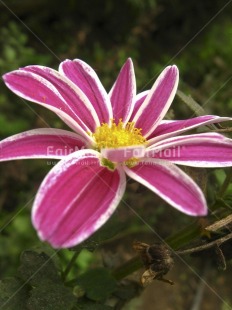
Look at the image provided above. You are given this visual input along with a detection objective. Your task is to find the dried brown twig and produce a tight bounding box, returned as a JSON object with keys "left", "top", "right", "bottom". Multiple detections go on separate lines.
{"left": 176, "top": 232, "right": 232, "bottom": 255}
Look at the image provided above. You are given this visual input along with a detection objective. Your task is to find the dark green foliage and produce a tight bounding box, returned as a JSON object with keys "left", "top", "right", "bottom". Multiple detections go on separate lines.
{"left": 27, "top": 282, "right": 76, "bottom": 310}
{"left": 1, "top": 1, "right": 232, "bottom": 308}
{"left": 0, "top": 277, "right": 29, "bottom": 310}
{"left": 0, "top": 249, "right": 76, "bottom": 309}
{"left": 18, "top": 250, "right": 61, "bottom": 286}
{"left": 75, "top": 300, "right": 113, "bottom": 310}
{"left": 76, "top": 268, "right": 117, "bottom": 302}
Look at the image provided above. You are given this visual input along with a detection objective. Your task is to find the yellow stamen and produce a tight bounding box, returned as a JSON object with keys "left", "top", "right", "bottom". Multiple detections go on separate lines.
{"left": 91, "top": 119, "right": 146, "bottom": 150}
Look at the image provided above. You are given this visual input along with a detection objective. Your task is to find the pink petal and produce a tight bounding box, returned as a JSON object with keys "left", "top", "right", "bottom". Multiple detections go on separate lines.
{"left": 3, "top": 68, "right": 98, "bottom": 139}
{"left": 148, "top": 132, "right": 224, "bottom": 150}
{"left": 109, "top": 58, "right": 136, "bottom": 124}
{"left": 124, "top": 159, "right": 207, "bottom": 216}
{"left": 32, "top": 150, "right": 126, "bottom": 248}
{"left": 129, "top": 90, "right": 149, "bottom": 121}
{"left": 146, "top": 133, "right": 232, "bottom": 167}
{"left": 132, "top": 66, "right": 179, "bottom": 137}
{"left": 148, "top": 115, "right": 231, "bottom": 144}
{"left": 59, "top": 59, "right": 112, "bottom": 124}
{"left": 101, "top": 145, "right": 145, "bottom": 162}
{"left": 23, "top": 66, "right": 100, "bottom": 129}
{"left": 0, "top": 128, "right": 87, "bottom": 161}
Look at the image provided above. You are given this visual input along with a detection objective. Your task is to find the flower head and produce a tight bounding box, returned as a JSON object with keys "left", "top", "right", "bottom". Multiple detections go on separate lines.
{"left": 1, "top": 58, "right": 232, "bottom": 248}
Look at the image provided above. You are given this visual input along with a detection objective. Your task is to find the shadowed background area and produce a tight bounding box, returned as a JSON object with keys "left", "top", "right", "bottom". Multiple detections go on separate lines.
{"left": 0, "top": 1, "right": 232, "bottom": 309}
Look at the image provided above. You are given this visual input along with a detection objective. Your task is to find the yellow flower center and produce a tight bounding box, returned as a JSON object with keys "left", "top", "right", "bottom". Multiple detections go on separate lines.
{"left": 91, "top": 119, "right": 146, "bottom": 150}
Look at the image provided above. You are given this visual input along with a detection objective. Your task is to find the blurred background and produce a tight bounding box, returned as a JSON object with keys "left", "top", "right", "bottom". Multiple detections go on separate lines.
{"left": 0, "top": 0, "right": 232, "bottom": 309}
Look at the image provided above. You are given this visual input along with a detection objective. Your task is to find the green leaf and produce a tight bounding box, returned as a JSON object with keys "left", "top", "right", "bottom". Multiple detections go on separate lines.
{"left": 33, "top": 244, "right": 63, "bottom": 270}
{"left": 76, "top": 268, "right": 117, "bottom": 302}
{"left": 18, "top": 250, "right": 60, "bottom": 286}
{"left": 27, "top": 281, "right": 76, "bottom": 310}
{"left": 0, "top": 277, "right": 29, "bottom": 310}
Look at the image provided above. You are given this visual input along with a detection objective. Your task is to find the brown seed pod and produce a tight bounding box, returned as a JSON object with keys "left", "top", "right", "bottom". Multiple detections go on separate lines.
{"left": 133, "top": 241, "right": 174, "bottom": 286}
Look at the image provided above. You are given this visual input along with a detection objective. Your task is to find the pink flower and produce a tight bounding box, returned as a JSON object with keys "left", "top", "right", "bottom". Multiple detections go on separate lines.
{"left": 1, "top": 59, "right": 232, "bottom": 248}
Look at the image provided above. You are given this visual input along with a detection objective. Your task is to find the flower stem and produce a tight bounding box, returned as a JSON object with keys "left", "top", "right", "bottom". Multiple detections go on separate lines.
{"left": 111, "top": 255, "right": 143, "bottom": 281}
{"left": 62, "top": 251, "right": 81, "bottom": 281}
